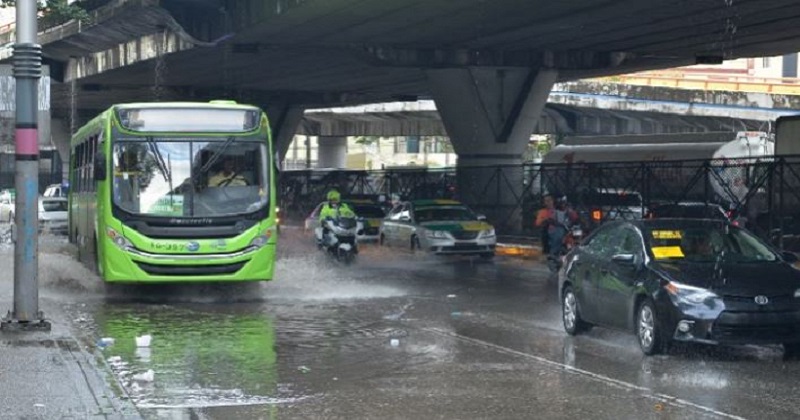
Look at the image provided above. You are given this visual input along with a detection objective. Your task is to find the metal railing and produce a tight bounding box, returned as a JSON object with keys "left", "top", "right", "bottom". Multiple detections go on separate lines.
{"left": 280, "top": 156, "right": 800, "bottom": 250}
{"left": 594, "top": 72, "right": 800, "bottom": 96}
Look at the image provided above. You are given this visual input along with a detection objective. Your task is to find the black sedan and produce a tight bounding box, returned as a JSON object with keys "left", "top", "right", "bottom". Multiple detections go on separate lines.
{"left": 559, "top": 218, "right": 800, "bottom": 356}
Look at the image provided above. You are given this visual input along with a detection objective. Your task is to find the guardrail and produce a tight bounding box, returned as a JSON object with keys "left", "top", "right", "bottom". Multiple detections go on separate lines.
{"left": 595, "top": 72, "right": 800, "bottom": 95}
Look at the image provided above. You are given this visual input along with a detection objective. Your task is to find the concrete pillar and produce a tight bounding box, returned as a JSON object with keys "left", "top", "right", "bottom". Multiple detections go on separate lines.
{"left": 51, "top": 117, "right": 71, "bottom": 180}
{"left": 426, "top": 67, "right": 558, "bottom": 233}
{"left": 316, "top": 136, "right": 347, "bottom": 169}
{"left": 264, "top": 102, "right": 305, "bottom": 162}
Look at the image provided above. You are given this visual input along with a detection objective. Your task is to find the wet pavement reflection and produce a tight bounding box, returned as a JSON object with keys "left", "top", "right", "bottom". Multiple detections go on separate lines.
{"left": 19, "top": 228, "right": 800, "bottom": 419}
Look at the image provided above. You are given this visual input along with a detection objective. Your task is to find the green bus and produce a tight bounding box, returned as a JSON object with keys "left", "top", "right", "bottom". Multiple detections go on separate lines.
{"left": 69, "top": 101, "right": 278, "bottom": 283}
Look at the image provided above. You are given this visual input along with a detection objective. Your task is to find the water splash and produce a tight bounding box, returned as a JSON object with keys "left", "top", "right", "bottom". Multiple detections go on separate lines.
{"left": 152, "top": 31, "right": 168, "bottom": 101}
{"left": 720, "top": 0, "right": 739, "bottom": 59}
{"left": 265, "top": 254, "right": 405, "bottom": 301}
{"left": 69, "top": 71, "right": 77, "bottom": 135}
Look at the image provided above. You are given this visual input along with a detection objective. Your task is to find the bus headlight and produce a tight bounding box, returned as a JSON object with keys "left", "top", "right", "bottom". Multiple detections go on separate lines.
{"left": 106, "top": 227, "right": 132, "bottom": 250}
{"left": 249, "top": 235, "right": 270, "bottom": 249}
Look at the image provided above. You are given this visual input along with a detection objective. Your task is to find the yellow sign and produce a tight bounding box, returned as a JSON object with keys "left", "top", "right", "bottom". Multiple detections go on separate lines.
{"left": 652, "top": 246, "right": 684, "bottom": 259}
{"left": 652, "top": 230, "right": 682, "bottom": 240}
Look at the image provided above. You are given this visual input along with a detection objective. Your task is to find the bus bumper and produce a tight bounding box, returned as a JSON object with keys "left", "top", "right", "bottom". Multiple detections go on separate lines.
{"left": 100, "top": 243, "right": 277, "bottom": 283}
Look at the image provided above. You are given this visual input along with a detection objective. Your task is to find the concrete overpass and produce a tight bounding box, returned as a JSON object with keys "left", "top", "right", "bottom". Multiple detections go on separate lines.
{"left": 3, "top": 0, "right": 800, "bottom": 215}
{"left": 3, "top": 0, "right": 799, "bottom": 159}
{"left": 300, "top": 80, "right": 800, "bottom": 138}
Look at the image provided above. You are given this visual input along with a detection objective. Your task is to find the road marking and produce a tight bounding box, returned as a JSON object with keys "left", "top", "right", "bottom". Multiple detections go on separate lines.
{"left": 422, "top": 327, "right": 748, "bottom": 420}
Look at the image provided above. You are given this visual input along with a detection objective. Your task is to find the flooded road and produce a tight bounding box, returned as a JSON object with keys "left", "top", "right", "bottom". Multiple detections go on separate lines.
{"left": 12, "top": 228, "right": 800, "bottom": 419}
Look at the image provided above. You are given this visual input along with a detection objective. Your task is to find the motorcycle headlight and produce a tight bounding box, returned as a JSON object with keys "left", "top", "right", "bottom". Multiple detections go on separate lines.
{"left": 426, "top": 230, "right": 450, "bottom": 239}
{"left": 665, "top": 281, "right": 720, "bottom": 304}
{"left": 106, "top": 227, "right": 132, "bottom": 250}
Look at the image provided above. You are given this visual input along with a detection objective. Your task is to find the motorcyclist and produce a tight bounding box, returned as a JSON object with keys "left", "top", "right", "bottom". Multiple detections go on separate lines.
{"left": 318, "top": 189, "right": 356, "bottom": 246}
{"left": 535, "top": 194, "right": 579, "bottom": 260}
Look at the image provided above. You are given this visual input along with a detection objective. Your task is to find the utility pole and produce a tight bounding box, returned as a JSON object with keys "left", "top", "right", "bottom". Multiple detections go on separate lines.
{"left": 2, "top": 0, "right": 49, "bottom": 332}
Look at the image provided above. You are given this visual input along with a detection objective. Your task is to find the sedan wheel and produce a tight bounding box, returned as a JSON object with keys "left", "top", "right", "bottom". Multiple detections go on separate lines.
{"left": 637, "top": 300, "right": 668, "bottom": 355}
{"left": 562, "top": 287, "right": 590, "bottom": 335}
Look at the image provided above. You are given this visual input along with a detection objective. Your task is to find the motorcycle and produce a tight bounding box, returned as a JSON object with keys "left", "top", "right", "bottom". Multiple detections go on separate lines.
{"left": 546, "top": 223, "right": 584, "bottom": 274}
{"left": 316, "top": 216, "right": 358, "bottom": 264}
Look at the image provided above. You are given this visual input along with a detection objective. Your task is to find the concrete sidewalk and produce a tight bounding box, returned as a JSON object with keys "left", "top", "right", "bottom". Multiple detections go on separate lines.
{"left": 0, "top": 295, "right": 140, "bottom": 419}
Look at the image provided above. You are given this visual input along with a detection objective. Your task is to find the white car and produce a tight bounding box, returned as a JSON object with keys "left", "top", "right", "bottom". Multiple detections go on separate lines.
{"left": 38, "top": 197, "right": 68, "bottom": 235}
{"left": 0, "top": 190, "right": 13, "bottom": 223}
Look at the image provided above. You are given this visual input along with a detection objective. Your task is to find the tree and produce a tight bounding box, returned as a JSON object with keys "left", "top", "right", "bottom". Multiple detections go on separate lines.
{"left": 0, "top": 1, "right": 90, "bottom": 29}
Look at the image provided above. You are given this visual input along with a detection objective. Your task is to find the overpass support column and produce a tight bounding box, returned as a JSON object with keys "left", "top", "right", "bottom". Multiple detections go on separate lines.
{"left": 265, "top": 103, "right": 305, "bottom": 163}
{"left": 317, "top": 136, "right": 347, "bottom": 169}
{"left": 427, "top": 67, "right": 558, "bottom": 234}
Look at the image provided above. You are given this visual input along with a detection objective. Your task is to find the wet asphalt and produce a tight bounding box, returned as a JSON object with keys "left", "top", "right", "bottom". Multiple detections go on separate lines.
{"left": 9, "top": 229, "right": 800, "bottom": 419}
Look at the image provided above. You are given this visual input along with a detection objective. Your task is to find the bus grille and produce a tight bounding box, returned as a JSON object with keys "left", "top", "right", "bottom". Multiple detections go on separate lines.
{"left": 135, "top": 261, "right": 247, "bottom": 276}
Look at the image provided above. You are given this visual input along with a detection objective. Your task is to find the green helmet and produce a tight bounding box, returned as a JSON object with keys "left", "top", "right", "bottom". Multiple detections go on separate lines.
{"left": 327, "top": 189, "right": 341, "bottom": 202}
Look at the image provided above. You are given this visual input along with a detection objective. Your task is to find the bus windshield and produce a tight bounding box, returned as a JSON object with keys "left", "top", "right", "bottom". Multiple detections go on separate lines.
{"left": 112, "top": 138, "right": 269, "bottom": 217}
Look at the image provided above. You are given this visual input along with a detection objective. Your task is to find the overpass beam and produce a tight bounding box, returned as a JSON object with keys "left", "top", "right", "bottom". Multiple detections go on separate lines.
{"left": 427, "top": 67, "right": 558, "bottom": 232}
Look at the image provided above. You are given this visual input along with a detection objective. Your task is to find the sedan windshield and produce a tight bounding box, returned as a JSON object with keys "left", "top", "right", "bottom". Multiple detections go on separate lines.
{"left": 416, "top": 206, "right": 476, "bottom": 223}
{"left": 351, "top": 205, "right": 386, "bottom": 218}
{"left": 112, "top": 139, "right": 269, "bottom": 217}
{"left": 646, "top": 223, "right": 777, "bottom": 263}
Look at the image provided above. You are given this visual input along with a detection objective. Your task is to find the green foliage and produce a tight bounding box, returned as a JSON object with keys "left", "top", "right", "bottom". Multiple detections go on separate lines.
{"left": 41, "top": 0, "right": 90, "bottom": 27}
{"left": 0, "top": 1, "right": 90, "bottom": 29}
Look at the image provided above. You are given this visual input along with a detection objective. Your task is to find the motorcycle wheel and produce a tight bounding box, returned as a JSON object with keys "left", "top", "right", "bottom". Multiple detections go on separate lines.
{"left": 338, "top": 248, "right": 355, "bottom": 265}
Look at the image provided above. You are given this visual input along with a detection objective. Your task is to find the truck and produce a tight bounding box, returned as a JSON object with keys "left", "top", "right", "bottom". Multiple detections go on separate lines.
{"left": 539, "top": 131, "right": 774, "bottom": 208}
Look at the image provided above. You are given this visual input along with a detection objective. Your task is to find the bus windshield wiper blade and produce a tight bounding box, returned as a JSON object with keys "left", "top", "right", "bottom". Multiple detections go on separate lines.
{"left": 145, "top": 136, "right": 171, "bottom": 184}
{"left": 200, "top": 136, "right": 236, "bottom": 174}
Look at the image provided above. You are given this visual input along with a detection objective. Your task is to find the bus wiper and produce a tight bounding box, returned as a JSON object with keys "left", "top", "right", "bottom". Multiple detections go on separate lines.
{"left": 145, "top": 136, "right": 173, "bottom": 191}
{"left": 200, "top": 136, "right": 236, "bottom": 175}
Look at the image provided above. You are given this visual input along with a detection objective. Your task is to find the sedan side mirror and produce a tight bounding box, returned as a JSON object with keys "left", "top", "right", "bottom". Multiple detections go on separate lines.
{"left": 611, "top": 253, "right": 637, "bottom": 267}
{"left": 476, "top": 214, "right": 487, "bottom": 221}
{"left": 782, "top": 251, "right": 799, "bottom": 263}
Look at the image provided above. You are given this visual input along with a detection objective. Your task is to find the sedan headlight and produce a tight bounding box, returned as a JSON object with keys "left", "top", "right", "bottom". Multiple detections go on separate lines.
{"left": 665, "top": 281, "right": 720, "bottom": 304}
{"left": 426, "top": 230, "right": 451, "bottom": 239}
{"left": 480, "top": 228, "right": 496, "bottom": 238}
{"left": 106, "top": 227, "right": 132, "bottom": 250}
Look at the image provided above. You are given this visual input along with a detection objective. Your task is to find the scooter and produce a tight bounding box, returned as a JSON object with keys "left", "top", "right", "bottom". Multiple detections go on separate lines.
{"left": 546, "top": 224, "right": 584, "bottom": 274}
{"left": 316, "top": 216, "right": 358, "bottom": 264}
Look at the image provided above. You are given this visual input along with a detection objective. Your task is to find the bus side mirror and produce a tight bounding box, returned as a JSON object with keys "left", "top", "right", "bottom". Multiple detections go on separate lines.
{"left": 94, "top": 152, "right": 107, "bottom": 181}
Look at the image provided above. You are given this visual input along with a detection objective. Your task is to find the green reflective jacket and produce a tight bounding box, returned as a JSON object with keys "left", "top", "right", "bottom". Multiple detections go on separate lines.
{"left": 319, "top": 202, "right": 355, "bottom": 224}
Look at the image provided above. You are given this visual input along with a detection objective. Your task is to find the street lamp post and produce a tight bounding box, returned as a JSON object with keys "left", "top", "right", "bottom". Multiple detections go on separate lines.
{"left": 1, "top": 0, "right": 50, "bottom": 332}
